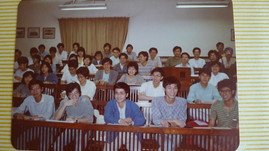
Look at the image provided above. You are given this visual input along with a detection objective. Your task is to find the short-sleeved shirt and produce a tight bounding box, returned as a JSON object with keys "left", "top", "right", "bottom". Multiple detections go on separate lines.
{"left": 187, "top": 83, "right": 221, "bottom": 103}
{"left": 152, "top": 96, "right": 187, "bottom": 125}
{"left": 124, "top": 51, "right": 137, "bottom": 61}
{"left": 139, "top": 81, "right": 165, "bottom": 99}
{"left": 117, "top": 74, "right": 145, "bottom": 85}
{"left": 209, "top": 72, "right": 229, "bottom": 86}
{"left": 80, "top": 80, "right": 96, "bottom": 100}
{"left": 148, "top": 56, "right": 163, "bottom": 67}
{"left": 14, "top": 94, "right": 55, "bottom": 119}
{"left": 210, "top": 100, "right": 238, "bottom": 128}
{"left": 14, "top": 68, "right": 34, "bottom": 82}
{"left": 57, "top": 51, "right": 68, "bottom": 61}
{"left": 189, "top": 58, "right": 206, "bottom": 68}
{"left": 61, "top": 71, "right": 79, "bottom": 84}
{"left": 138, "top": 62, "right": 155, "bottom": 76}
{"left": 58, "top": 96, "right": 94, "bottom": 119}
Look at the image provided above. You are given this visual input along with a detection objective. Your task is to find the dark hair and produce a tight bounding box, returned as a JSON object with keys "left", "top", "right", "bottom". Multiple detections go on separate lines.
{"left": 77, "top": 47, "right": 86, "bottom": 57}
{"left": 40, "top": 62, "right": 53, "bottom": 74}
{"left": 217, "top": 79, "right": 236, "bottom": 91}
{"left": 15, "top": 49, "right": 22, "bottom": 55}
{"left": 163, "top": 76, "right": 181, "bottom": 90}
{"left": 103, "top": 43, "right": 111, "bottom": 49}
{"left": 210, "top": 61, "right": 222, "bottom": 68}
{"left": 73, "top": 42, "right": 80, "bottom": 48}
{"left": 208, "top": 50, "right": 220, "bottom": 60}
{"left": 76, "top": 67, "right": 89, "bottom": 78}
{"left": 28, "top": 79, "right": 43, "bottom": 90}
{"left": 38, "top": 44, "right": 45, "bottom": 49}
{"left": 94, "top": 51, "right": 103, "bottom": 59}
{"left": 18, "top": 56, "right": 29, "bottom": 65}
{"left": 172, "top": 46, "right": 182, "bottom": 53}
{"left": 138, "top": 51, "right": 149, "bottom": 61}
{"left": 127, "top": 61, "right": 139, "bottom": 75}
{"left": 150, "top": 67, "right": 164, "bottom": 77}
{"left": 114, "top": 82, "right": 130, "bottom": 98}
{"left": 44, "top": 55, "right": 52, "bottom": 63}
{"left": 68, "top": 59, "right": 79, "bottom": 69}
{"left": 112, "top": 47, "right": 121, "bottom": 52}
{"left": 181, "top": 52, "right": 190, "bottom": 58}
{"left": 30, "top": 47, "right": 38, "bottom": 54}
{"left": 199, "top": 68, "right": 211, "bottom": 76}
{"left": 21, "top": 71, "right": 35, "bottom": 84}
{"left": 84, "top": 55, "right": 93, "bottom": 65}
{"left": 102, "top": 58, "right": 112, "bottom": 65}
{"left": 119, "top": 53, "right": 128, "bottom": 59}
{"left": 33, "top": 55, "right": 41, "bottom": 62}
{"left": 149, "top": 47, "right": 158, "bottom": 53}
{"left": 126, "top": 44, "right": 133, "bottom": 49}
{"left": 66, "top": 82, "right": 81, "bottom": 97}
{"left": 192, "top": 47, "right": 201, "bottom": 53}
{"left": 49, "top": 47, "right": 57, "bottom": 53}
{"left": 224, "top": 47, "right": 234, "bottom": 54}
{"left": 216, "top": 42, "right": 224, "bottom": 47}
{"left": 57, "top": 43, "right": 64, "bottom": 48}
{"left": 68, "top": 54, "right": 78, "bottom": 61}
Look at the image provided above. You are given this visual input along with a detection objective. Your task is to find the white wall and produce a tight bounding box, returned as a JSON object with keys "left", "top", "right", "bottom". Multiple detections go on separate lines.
{"left": 16, "top": 0, "right": 235, "bottom": 57}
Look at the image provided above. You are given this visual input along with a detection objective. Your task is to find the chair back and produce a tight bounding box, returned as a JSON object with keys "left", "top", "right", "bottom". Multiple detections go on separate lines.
{"left": 136, "top": 101, "right": 152, "bottom": 125}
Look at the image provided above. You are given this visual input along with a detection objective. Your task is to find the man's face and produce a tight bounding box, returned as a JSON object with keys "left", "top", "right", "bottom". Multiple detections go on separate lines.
{"left": 149, "top": 50, "right": 157, "bottom": 59}
{"left": 113, "top": 50, "right": 120, "bottom": 58}
{"left": 199, "top": 73, "right": 210, "bottom": 85}
{"left": 173, "top": 49, "right": 181, "bottom": 57}
{"left": 77, "top": 73, "right": 87, "bottom": 86}
{"left": 181, "top": 54, "right": 189, "bottom": 64}
{"left": 68, "top": 67, "right": 76, "bottom": 75}
{"left": 30, "top": 84, "right": 43, "bottom": 99}
{"left": 165, "top": 84, "right": 178, "bottom": 99}
{"left": 68, "top": 88, "right": 80, "bottom": 102}
{"left": 152, "top": 71, "right": 163, "bottom": 85}
{"left": 104, "top": 46, "right": 110, "bottom": 54}
{"left": 211, "top": 64, "right": 220, "bottom": 74}
{"left": 219, "top": 87, "right": 234, "bottom": 101}
{"left": 103, "top": 62, "right": 111, "bottom": 71}
{"left": 115, "top": 88, "right": 128, "bottom": 104}
{"left": 58, "top": 46, "right": 64, "bottom": 53}
{"left": 39, "top": 47, "right": 45, "bottom": 53}
{"left": 209, "top": 53, "right": 217, "bottom": 61}
{"left": 120, "top": 56, "right": 127, "bottom": 64}
{"left": 217, "top": 44, "right": 224, "bottom": 51}
{"left": 193, "top": 49, "right": 201, "bottom": 58}
{"left": 19, "top": 63, "right": 27, "bottom": 71}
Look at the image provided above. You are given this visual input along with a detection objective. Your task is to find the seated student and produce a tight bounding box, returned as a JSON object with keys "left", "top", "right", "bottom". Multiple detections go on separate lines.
{"left": 38, "top": 44, "right": 49, "bottom": 60}
{"left": 44, "top": 55, "right": 57, "bottom": 74}
{"left": 103, "top": 43, "right": 112, "bottom": 58}
{"left": 165, "top": 46, "right": 182, "bottom": 67}
{"left": 216, "top": 42, "right": 225, "bottom": 58}
{"left": 76, "top": 67, "right": 96, "bottom": 100}
{"left": 14, "top": 56, "right": 34, "bottom": 82}
{"left": 148, "top": 47, "right": 162, "bottom": 67}
{"left": 203, "top": 50, "right": 225, "bottom": 72}
{"left": 36, "top": 62, "right": 58, "bottom": 84}
{"left": 28, "top": 54, "right": 42, "bottom": 75}
{"left": 187, "top": 68, "right": 221, "bottom": 104}
{"left": 94, "top": 58, "right": 118, "bottom": 85}
{"left": 49, "top": 46, "right": 60, "bottom": 66}
{"left": 69, "top": 42, "right": 80, "bottom": 56}
{"left": 54, "top": 82, "right": 94, "bottom": 123}
{"left": 209, "top": 79, "right": 238, "bottom": 128}
{"left": 92, "top": 51, "right": 103, "bottom": 66}
{"left": 220, "top": 47, "right": 236, "bottom": 69}
{"left": 138, "top": 51, "right": 155, "bottom": 76}
{"left": 13, "top": 80, "right": 55, "bottom": 120}
{"left": 104, "top": 82, "right": 145, "bottom": 126}
{"left": 13, "top": 71, "right": 34, "bottom": 97}
{"left": 152, "top": 76, "right": 187, "bottom": 127}
{"left": 14, "top": 49, "right": 22, "bottom": 70}
{"left": 83, "top": 55, "right": 98, "bottom": 74}
{"left": 113, "top": 53, "right": 128, "bottom": 79}
{"left": 61, "top": 60, "right": 79, "bottom": 84}
{"left": 208, "top": 61, "right": 229, "bottom": 87}
{"left": 189, "top": 47, "right": 206, "bottom": 68}
{"left": 28, "top": 47, "right": 39, "bottom": 65}
{"left": 56, "top": 43, "right": 68, "bottom": 62}
{"left": 77, "top": 46, "right": 86, "bottom": 67}
{"left": 118, "top": 61, "right": 145, "bottom": 85}
{"left": 175, "top": 52, "right": 195, "bottom": 75}
{"left": 61, "top": 54, "right": 78, "bottom": 73}
{"left": 110, "top": 47, "right": 121, "bottom": 66}
{"left": 138, "top": 67, "right": 165, "bottom": 101}
{"left": 124, "top": 44, "right": 137, "bottom": 61}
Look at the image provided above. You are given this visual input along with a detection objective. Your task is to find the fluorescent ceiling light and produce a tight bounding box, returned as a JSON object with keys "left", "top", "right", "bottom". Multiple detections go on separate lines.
{"left": 59, "top": 3, "right": 107, "bottom": 10}
{"left": 176, "top": 1, "right": 229, "bottom": 8}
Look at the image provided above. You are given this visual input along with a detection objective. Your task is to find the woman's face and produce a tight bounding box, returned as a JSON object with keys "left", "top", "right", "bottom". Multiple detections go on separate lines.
{"left": 78, "top": 51, "right": 84, "bottom": 57}
{"left": 44, "top": 58, "right": 52, "bottom": 64}
{"left": 68, "top": 88, "right": 80, "bottom": 101}
{"left": 96, "top": 54, "right": 102, "bottom": 60}
{"left": 84, "top": 58, "right": 90, "bottom": 66}
{"left": 115, "top": 88, "right": 128, "bottom": 104}
{"left": 165, "top": 84, "right": 178, "bottom": 99}
{"left": 73, "top": 45, "right": 79, "bottom": 52}
{"left": 41, "top": 64, "right": 49, "bottom": 74}
{"left": 211, "top": 64, "right": 220, "bottom": 74}
{"left": 24, "top": 75, "right": 33, "bottom": 85}
{"left": 138, "top": 54, "right": 147, "bottom": 64}
{"left": 128, "top": 66, "right": 137, "bottom": 76}
{"left": 77, "top": 73, "right": 87, "bottom": 86}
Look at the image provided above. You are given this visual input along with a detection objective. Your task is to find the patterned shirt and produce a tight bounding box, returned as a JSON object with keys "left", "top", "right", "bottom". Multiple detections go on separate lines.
{"left": 152, "top": 96, "right": 187, "bottom": 125}
{"left": 138, "top": 62, "right": 155, "bottom": 76}
{"left": 210, "top": 100, "right": 238, "bottom": 128}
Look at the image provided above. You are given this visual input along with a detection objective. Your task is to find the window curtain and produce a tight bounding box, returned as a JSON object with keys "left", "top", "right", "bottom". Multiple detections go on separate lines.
{"left": 58, "top": 17, "right": 129, "bottom": 55}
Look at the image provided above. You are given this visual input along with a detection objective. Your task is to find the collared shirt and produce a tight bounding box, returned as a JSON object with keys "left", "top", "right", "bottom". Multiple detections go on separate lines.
{"left": 61, "top": 71, "right": 79, "bottom": 84}
{"left": 139, "top": 81, "right": 165, "bottom": 98}
{"left": 148, "top": 56, "right": 163, "bottom": 67}
{"left": 102, "top": 72, "right": 110, "bottom": 82}
{"left": 152, "top": 96, "right": 187, "bottom": 125}
{"left": 110, "top": 56, "right": 120, "bottom": 66}
{"left": 138, "top": 62, "right": 155, "bottom": 76}
{"left": 187, "top": 82, "right": 221, "bottom": 103}
{"left": 124, "top": 51, "right": 137, "bottom": 61}
{"left": 80, "top": 80, "right": 96, "bottom": 100}
{"left": 189, "top": 58, "right": 206, "bottom": 68}
{"left": 57, "top": 51, "right": 68, "bottom": 61}
{"left": 14, "top": 94, "right": 55, "bottom": 119}
{"left": 209, "top": 72, "right": 229, "bottom": 86}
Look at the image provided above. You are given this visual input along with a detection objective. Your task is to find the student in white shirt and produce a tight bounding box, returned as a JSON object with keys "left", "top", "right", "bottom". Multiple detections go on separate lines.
{"left": 56, "top": 43, "right": 68, "bottom": 62}
{"left": 49, "top": 47, "right": 60, "bottom": 66}
{"left": 61, "top": 60, "right": 79, "bottom": 84}
{"left": 148, "top": 47, "right": 162, "bottom": 67}
{"left": 209, "top": 61, "right": 229, "bottom": 87}
{"left": 14, "top": 56, "right": 34, "bottom": 82}
{"left": 83, "top": 55, "right": 98, "bottom": 74}
{"left": 76, "top": 67, "right": 96, "bottom": 100}
{"left": 69, "top": 42, "right": 80, "bottom": 56}
{"left": 110, "top": 47, "right": 121, "bottom": 66}
{"left": 77, "top": 46, "right": 86, "bottom": 67}
{"left": 124, "top": 44, "right": 137, "bottom": 61}
{"left": 189, "top": 47, "right": 206, "bottom": 68}
{"left": 175, "top": 52, "right": 195, "bottom": 76}
{"left": 138, "top": 67, "right": 165, "bottom": 101}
